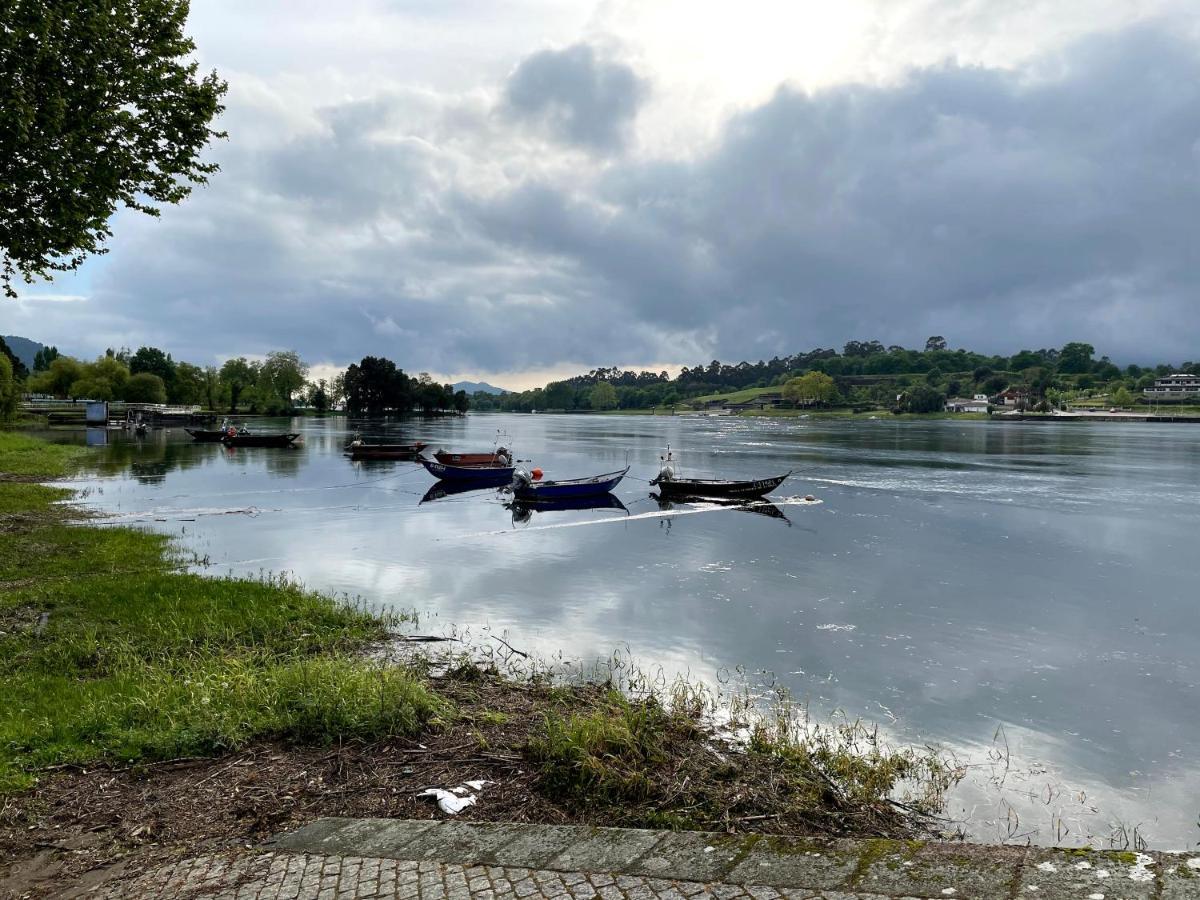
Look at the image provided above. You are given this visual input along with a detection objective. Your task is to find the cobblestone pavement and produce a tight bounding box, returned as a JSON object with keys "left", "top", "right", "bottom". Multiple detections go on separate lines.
{"left": 96, "top": 852, "right": 895, "bottom": 900}
{"left": 78, "top": 819, "right": 1200, "bottom": 899}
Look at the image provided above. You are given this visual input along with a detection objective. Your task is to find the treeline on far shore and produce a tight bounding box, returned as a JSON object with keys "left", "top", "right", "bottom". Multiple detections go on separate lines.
{"left": 0, "top": 340, "right": 470, "bottom": 421}
{"left": 469, "top": 339, "right": 1200, "bottom": 414}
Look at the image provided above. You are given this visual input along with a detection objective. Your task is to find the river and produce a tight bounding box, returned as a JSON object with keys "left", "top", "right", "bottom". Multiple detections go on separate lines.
{"left": 53, "top": 413, "right": 1200, "bottom": 849}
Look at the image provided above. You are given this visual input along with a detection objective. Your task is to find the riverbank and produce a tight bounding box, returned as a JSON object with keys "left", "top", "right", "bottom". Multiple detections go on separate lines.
{"left": 1, "top": 431, "right": 958, "bottom": 894}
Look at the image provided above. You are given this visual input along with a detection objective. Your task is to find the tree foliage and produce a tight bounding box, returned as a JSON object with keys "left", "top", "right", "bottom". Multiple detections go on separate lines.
{"left": 588, "top": 381, "right": 618, "bottom": 410}
{"left": 0, "top": 337, "right": 29, "bottom": 379}
{"left": 1, "top": 0, "right": 227, "bottom": 296}
{"left": 782, "top": 372, "right": 840, "bottom": 407}
{"left": 125, "top": 372, "right": 167, "bottom": 404}
{"left": 0, "top": 355, "right": 16, "bottom": 421}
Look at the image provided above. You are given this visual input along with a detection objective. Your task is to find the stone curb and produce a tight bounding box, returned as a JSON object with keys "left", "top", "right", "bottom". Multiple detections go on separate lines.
{"left": 273, "top": 819, "right": 1200, "bottom": 899}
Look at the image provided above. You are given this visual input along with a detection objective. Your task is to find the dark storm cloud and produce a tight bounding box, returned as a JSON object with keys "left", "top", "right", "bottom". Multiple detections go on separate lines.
{"left": 30, "top": 25, "right": 1200, "bottom": 374}
{"left": 503, "top": 43, "right": 648, "bottom": 152}
{"left": 471, "top": 25, "right": 1200, "bottom": 363}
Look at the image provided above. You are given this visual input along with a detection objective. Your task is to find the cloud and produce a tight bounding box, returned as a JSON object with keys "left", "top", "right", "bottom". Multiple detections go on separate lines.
{"left": 15, "top": 18, "right": 1200, "bottom": 376}
{"left": 503, "top": 43, "right": 648, "bottom": 152}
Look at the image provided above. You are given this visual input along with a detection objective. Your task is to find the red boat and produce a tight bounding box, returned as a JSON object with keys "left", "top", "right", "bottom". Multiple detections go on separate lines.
{"left": 434, "top": 446, "right": 511, "bottom": 467}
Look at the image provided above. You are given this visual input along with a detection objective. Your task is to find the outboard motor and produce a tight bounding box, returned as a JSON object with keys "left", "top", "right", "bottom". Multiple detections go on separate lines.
{"left": 512, "top": 466, "right": 531, "bottom": 491}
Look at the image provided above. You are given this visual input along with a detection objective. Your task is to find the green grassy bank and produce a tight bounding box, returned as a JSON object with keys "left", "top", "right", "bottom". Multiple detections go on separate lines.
{"left": 0, "top": 433, "right": 440, "bottom": 794}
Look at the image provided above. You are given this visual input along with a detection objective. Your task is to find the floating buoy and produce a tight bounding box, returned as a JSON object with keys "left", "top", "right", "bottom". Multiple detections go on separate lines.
{"left": 805, "top": 494, "right": 816, "bottom": 502}
{"left": 531, "top": 468, "right": 543, "bottom": 481}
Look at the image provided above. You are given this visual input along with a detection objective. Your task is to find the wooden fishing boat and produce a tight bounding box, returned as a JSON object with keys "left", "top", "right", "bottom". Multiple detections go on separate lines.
{"left": 222, "top": 432, "right": 300, "bottom": 448}
{"left": 650, "top": 471, "right": 790, "bottom": 498}
{"left": 184, "top": 428, "right": 229, "bottom": 442}
{"left": 433, "top": 448, "right": 510, "bottom": 467}
{"left": 649, "top": 447, "right": 788, "bottom": 498}
{"left": 512, "top": 466, "right": 628, "bottom": 501}
{"left": 346, "top": 441, "right": 426, "bottom": 460}
{"left": 420, "top": 457, "right": 514, "bottom": 483}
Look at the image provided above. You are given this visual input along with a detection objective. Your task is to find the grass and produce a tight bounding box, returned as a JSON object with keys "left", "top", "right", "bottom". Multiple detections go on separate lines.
{"left": 523, "top": 680, "right": 958, "bottom": 833}
{"left": 0, "top": 432, "right": 442, "bottom": 794}
{"left": 688, "top": 386, "right": 781, "bottom": 405}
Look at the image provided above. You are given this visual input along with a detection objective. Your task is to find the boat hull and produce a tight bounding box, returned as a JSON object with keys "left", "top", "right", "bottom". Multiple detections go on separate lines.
{"left": 184, "top": 428, "right": 228, "bottom": 442}
{"left": 513, "top": 467, "right": 628, "bottom": 500}
{"left": 420, "top": 457, "right": 514, "bottom": 483}
{"left": 222, "top": 433, "right": 300, "bottom": 448}
{"left": 434, "top": 451, "right": 504, "bottom": 466}
{"left": 652, "top": 471, "right": 790, "bottom": 498}
{"left": 347, "top": 442, "right": 426, "bottom": 460}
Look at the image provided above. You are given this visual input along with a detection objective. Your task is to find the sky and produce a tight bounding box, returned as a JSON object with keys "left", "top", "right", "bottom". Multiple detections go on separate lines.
{"left": 4, "top": 0, "right": 1199, "bottom": 389}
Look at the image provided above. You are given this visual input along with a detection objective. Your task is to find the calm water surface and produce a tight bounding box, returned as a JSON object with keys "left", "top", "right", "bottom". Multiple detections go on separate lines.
{"left": 56, "top": 414, "right": 1200, "bottom": 848}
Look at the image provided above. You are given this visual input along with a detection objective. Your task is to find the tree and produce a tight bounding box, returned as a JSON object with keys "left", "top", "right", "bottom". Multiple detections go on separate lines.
{"left": 0, "top": 337, "right": 28, "bottom": 379}
{"left": 453, "top": 390, "right": 470, "bottom": 414}
{"left": 171, "top": 361, "right": 205, "bottom": 404}
{"left": 0, "top": 1, "right": 227, "bottom": 297}
{"left": 1112, "top": 387, "right": 1134, "bottom": 408}
{"left": 219, "top": 357, "right": 256, "bottom": 412}
{"left": 33, "top": 345, "right": 59, "bottom": 371}
{"left": 202, "top": 366, "right": 220, "bottom": 410}
{"left": 305, "top": 379, "right": 330, "bottom": 412}
{"left": 68, "top": 354, "right": 130, "bottom": 400}
{"left": 587, "top": 381, "right": 618, "bottom": 410}
{"left": 1057, "top": 342, "right": 1095, "bottom": 374}
{"left": 125, "top": 372, "right": 167, "bottom": 403}
{"left": 782, "top": 371, "right": 840, "bottom": 407}
{"left": 27, "top": 355, "right": 82, "bottom": 397}
{"left": 343, "top": 356, "right": 411, "bottom": 415}
{"left": 259, "top": 350, "right": 308, "bottom": 411}
{"left": 898, "top": 384, "right": 945, "bottom": 413}
{"left": 924, "top": 335, "right": 947, "bottom": 352}
{"left": 543, "top": 381, "right": 576, "bottom": 410}
{"left": 130, "top": 346, "right": 176, "bottom": 393}
{"left": 0, "top": 355, "right": 16, "bottom": 421}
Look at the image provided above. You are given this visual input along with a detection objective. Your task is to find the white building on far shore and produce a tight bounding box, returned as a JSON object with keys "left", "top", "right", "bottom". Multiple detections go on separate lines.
{"left": 1144, "top": 374, "right": 1200, "bottom": 398}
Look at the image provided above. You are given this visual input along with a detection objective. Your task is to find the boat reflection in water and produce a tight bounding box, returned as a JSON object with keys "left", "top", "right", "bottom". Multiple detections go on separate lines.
{"left": 506, "top": 493, "right": 628, "bottom": 526}
{"left": 420, "top": 480, "right": 508, "bottom": 504}
{"left": 650, "top": 492, "right": 791, "bottom": 526}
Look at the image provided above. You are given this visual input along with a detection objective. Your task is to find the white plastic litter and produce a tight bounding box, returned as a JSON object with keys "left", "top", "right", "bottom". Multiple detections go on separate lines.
{"left": 419, "top": 780, "right": 491, "bottom": 815}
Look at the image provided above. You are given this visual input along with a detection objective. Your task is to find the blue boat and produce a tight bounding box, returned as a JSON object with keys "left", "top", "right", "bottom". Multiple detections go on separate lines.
{"left": 420, "top": 457, "right": 515, "bottom": 484}
{"left": 512, "top": 466, "right": 628, "bottom": 500}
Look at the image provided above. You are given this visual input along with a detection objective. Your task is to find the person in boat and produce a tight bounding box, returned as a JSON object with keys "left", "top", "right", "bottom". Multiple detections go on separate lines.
{"left": 653, "top": 449, "right": 676, "bottom": 484}
{"left": 495, "top": 446, "right": 511, "bottom": 466}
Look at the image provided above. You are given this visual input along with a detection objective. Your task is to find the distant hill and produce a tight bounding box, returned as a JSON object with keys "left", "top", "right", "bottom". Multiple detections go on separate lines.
{"left": 453, "top": 380, "right": 509, "bottom": 395}
{"left": 2, "top": 335, "right": 45, "bottom": 370}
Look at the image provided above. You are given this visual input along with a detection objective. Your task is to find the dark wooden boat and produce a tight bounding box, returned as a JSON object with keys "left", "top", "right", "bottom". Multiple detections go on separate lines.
{"left": 346, "top": 441, "right": 426, "bottom": 460}
{"left": 513, "top": 466, "right": 628, "bottom": 500}
{"left": 434, "top": 448, "right": 509, "bottom": 467}
{"left": 222, "top": 433, "right": 300, "bottom": 448}
{"left": 420, "top": 457, "right": 514, "bottom": 483}
{"left": 184, "top": 428, "right": 228, "bottom": 442}
{"left": 650, "top": 471, "right": 790, "bottom": 498}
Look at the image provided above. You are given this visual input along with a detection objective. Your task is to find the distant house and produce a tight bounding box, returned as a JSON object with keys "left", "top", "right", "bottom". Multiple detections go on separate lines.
{"left": 1144, "top": 374, "right": 1200, "bottom": 398}
{"left": 945, "top": 397, "right": 989, "bottom": 413}
{"left": 992, "top": 388, "right": 1028, "bottom": 407}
